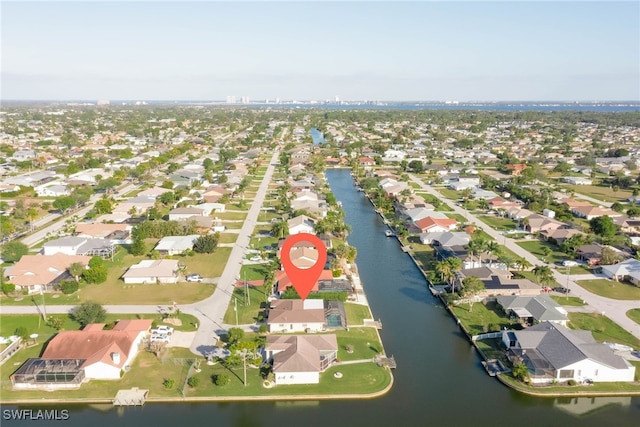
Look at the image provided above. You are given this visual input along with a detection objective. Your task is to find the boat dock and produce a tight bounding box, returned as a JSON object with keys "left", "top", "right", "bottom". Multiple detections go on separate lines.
{"left": 374, "top": 354, "right": 397, "bottom": 369}
{"left": 113, "top": 388, "right": 148, "bottom": 406}
{"left": 364, "top": 319, "right": 383, "bottom": 329}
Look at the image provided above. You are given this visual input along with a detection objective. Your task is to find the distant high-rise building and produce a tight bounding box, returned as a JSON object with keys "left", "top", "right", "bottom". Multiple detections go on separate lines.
{"left": 96, "top": 99, "right": 110, "bottom": 106}
{"left": 241, "top": 96, "right": 250, "bottom": 104}
{"left": 226, "top": 95, "right": 236, "bottom": 104}
{"left": 334, "top": 95, "right": 340, "bottom": 103}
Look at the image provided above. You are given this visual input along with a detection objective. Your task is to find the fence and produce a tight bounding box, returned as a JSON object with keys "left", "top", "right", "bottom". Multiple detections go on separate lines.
{"left": 472, "top": 332, "right": 503, "bottom": 342}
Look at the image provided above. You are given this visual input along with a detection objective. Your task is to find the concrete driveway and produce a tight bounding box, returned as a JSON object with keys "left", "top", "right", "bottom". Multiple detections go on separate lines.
{"left": 166, "top": 331, "right": 196, "bottom": 348}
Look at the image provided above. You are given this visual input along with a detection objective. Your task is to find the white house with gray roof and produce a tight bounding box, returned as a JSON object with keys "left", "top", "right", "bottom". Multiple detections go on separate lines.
{"left": 502, "top": 322, "right": 635, "bottom": 384}
{"left": 154, "top": 235, "right": 200, "bottom": 255}
{"left": 496, "top": 295, "right": 568, "bottom": 326}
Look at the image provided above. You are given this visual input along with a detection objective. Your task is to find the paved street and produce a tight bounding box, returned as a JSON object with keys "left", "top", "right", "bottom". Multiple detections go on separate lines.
{"left": 408, "top": 174, "right": 640, "bottom": 340}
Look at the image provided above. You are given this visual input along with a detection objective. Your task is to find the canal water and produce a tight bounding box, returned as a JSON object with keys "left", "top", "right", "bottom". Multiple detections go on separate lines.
{"left": 310, "top": 128, "right": 325, "bottom": 145}
{"left": 6, "top": 169, "right": 639, "bottom": 426}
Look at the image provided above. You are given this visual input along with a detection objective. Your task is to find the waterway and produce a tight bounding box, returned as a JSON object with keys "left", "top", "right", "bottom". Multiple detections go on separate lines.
{"left": 310, "top": 128, "right": 325, "bottom": 145}
{"left": 4, "top": 169, "right": 639, "bottom": 426}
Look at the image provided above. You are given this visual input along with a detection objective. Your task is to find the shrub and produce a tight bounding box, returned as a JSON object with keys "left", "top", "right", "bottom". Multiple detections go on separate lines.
{"left": 213, "top": 374, "right": 230, "bottom": 386}
{"left": 1, "top": 282, "right": 16, "bottom": 296}
{"left": 258, "top": 323, "right": 268, "bottom": 333}
{"left": 187, "top": 376, "right": 200, "bottom": 388}
{"left": 60, "top": 280, "right": 79, "bottom": 294}
{"left": 567, "top": 379, "right": 577, "bottom": 386}
{"left": 46, "top": 316, "right": 64, "bottom": 330}
{"left": 163, "top": 378, "right": 175, "bottom": 389}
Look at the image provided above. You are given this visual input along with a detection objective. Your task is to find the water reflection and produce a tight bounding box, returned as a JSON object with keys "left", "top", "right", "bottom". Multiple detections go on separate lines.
{"left": 554, "top": 396, "right": 632, "bottom": 417}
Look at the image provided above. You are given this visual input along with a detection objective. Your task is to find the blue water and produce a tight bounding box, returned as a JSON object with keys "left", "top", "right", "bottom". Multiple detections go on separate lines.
{"left": 310, "top": 128, "right": 325, "bottom": 145}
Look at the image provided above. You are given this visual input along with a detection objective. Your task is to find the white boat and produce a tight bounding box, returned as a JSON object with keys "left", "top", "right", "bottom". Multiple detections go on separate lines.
{"left": 385, "top": 230, "right": 395, "bottom": 237}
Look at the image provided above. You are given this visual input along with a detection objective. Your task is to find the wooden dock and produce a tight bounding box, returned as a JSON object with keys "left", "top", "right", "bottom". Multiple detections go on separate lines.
{"left": 374, "top": 354, "right": 397, "bottom": 369}
{"left": 364, "top": 319, "right": 383, "bottom": 329}
{"left": 113, "top": 388, "right": 148, "bottom": 406}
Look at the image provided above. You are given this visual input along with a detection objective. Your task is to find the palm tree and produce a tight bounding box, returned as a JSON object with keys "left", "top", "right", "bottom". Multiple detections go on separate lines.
{"left": 485, "top": 241, "right": 500, "bottom": 265}
{"left": 466, "top": 238, "right": 486, "bottom": 265}
{"left": 68, "top": 262, "right": 86, "bottom": 284}
{"left": 514, "top": 257, "right": 532, "bottom": 271}
{"left": 271, "top": 221, "right": 289, "bottom": 239}
{"left": 532, "top": 265, "right": 553, "bottom": 287}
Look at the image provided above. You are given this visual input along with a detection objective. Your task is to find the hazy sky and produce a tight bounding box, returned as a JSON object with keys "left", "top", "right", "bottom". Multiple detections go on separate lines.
{"left": 2, "top": 1, "right": 639, "bottom": 101}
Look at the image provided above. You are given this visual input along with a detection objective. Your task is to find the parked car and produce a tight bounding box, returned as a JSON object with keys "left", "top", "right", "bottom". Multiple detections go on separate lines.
{"left": 186, "top": 273, "right": 203, "bottom": 282}
{"left": 562, "top": 260, "right": 578, "bottom": 267}
{"left": 151, "top": 326, "right": 174, "bottom": 335}
{"left": 553, "top": 286, "right": 571, "bottom": 294}
{"left": 149, "top": 333, "right": 171, "bottom": 343}
{"left": 249, "top": 256, "right": 262, "bottom": 262}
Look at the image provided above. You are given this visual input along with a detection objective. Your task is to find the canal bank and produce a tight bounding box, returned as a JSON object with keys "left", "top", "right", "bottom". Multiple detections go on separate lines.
{"left": 3, "top": 169, "right": 639, "bottom": 427}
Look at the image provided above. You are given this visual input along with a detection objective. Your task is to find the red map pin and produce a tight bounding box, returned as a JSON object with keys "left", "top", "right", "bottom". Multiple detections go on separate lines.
{"left": 280, "top": 233, "right": 327, "bottom": 300}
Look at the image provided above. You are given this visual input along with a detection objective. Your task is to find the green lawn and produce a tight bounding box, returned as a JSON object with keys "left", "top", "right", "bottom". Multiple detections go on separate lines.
{"left": 576, "top": 279, "right": 640, "bottom": 300}
{"left": 627, "top": 308, "right": 640, "bottom": 325}
{"left": 218, "top": 232, "right": 239, "bottom": 244}
{"left": 240, "top": 264, "right": 272, "bottom": 281}
{"left": 223, "top": 285, "right": 270, "bottom": 324}
{"left": 549, "top": 295, "right": 586, "bottom": 306}
{"left": 568, "top": 312, "right": 640, "bottom": 349}
{"left": 344, "top": 303, "right": 372, "bottom": 326}
{"left": 438, "top": 188, "right": 460, "bottom": 199}
{"left": 450, "top": 300, "right": 520, "bottom": 336}
{"left": 334, "top": 328, "right": 383, "bottom": 361}
{"left": 183, "top": 361, "right": 391, "bottom": 397}
{"left": 446, "top": 213, "right": 467, "bottom": 223}
{"left": 516, "top": 240, "right": 568, "bottom": 264}
{"left": 560, "top": 184, "right": 633, "bottom": 203}
{"left": 475, "top": 338, "right": 509, "bottom": 365}
{"left": 513, "top": 271, "right": 559, "bottom": 288}
{"left": 478, "top": 215, "right": 517, "bottom": 231}
{"left": 214, "top": 211, "right": 248, "bottom": 221}
{"left": 500, "top": 371, "right": 640, "bottom": 394}
{"left": 0, "top": 246, "right": 231, "bottom": 306}
{"left": 250, "top": 235, "right": 279, "bottom": 249}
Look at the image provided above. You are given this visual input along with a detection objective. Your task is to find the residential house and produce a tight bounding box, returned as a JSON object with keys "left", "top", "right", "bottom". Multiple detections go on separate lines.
{"left": 524, "top": 214, "right": 566, "bottom": 234}
{"left": 264, "top": 334, "right": 338, "bottom": 385}
{"left": 571, "top": 206, "right": 623, "bottom": 220}
{"left": 576, "top": 244, "right": 603, "bottom": 266}
{"left": 154, "top": 235, "right": 200, "bottom": 255}
{"left": 563, "top": 177, "right": 593, "bottom": 185}
{"left": 502, "top": 322, "right": 635, "bottom": 384}
{"left": 11, "top": 319, "right": 153, "bottom": 389}
{"left": 168, "top": 207, "right": 205, "bottom": 221}
{"left": 113, "top": 196, "right": 155, "bottom": 215}
{"left": 287, "top": 215, "right": 316, "bottom": 235}
{"left": 615, "top": 217, "right": 640, "bottom": 234}
{"left": 75, "top": 223, "right": 130, "bottom": 242}
{"left": 419, "top": 231, "right": 470, "bottom": 246}
{"left": 275, "top": 269, "right": 334, "bottom": 295}
{"left": 539, "top": 228, "right": 583, "bottom": 246}
{"left": 359, "top": 156, "right": 375, "bottom": 170}
{"left": 460, "top": 268, "right": 540, "bottom": 296}
{"left": 43, "top": 237, "right": 116, "bottom": 259}
{"left": 487, "top": 196, "right": 520, "bottom": 210}
{"left": 4, "top": 253, "right": 91, "bottom": 294}
{"left": 267, "top": 299, "right": 326, "bottom": 333}
{"left": 121, "top": 259, "right": 179, "bottom": 284}
{"left": 496, "top": 295, "right": 568, "bottom": 326}
{"left": 448, "top": 175, "right": 480, "bottom": 190}
{"left": 411, "top": 217, "right": 457, "bottom": 234}
{"left": 137, "top": 187, "right": 173, "bottom": 199}
{"left": 35, "top": 183, "right": 70, "bottom": 197}
{"left": 202, "top": 186, "right": 231, "bottom": 203}
{"left": 601, "top": 258, "right": 640, "bottom": 284}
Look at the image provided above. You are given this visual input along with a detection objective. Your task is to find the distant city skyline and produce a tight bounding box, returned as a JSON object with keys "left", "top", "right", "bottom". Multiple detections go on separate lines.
{"left": 2, "top": 1, "right": 639, "bottom": 101}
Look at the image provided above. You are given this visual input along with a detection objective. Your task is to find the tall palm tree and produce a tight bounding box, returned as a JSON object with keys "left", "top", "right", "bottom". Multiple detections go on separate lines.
{"left": 466, "top": 238, "right": 486, "bottom": 265}
{"left": 532, "top": 265, "right": 553, "bottom": 287}
{"left": 485, "top": 241, "right": 501, "bottom": 265}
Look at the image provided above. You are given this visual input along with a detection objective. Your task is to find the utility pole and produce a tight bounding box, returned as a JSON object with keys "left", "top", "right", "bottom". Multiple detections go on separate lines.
{"left": 40, "top": 289, "right": 47, "bottom": 321}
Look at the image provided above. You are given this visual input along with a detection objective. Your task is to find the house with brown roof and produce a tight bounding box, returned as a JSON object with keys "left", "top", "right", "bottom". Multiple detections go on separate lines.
{"left": 275, "top": 269, "right": 334, "bottom": 295}
{"left": 4, "top": 253, "right": 91, "bottom": 294}
{"left": 267, "top": 299, "right": 326, "bottom": 333}
{"left": 576, "top": 244, "right": 603, "bottom": 266}
{"left": 75, "top": 223, "right": 130, "bottom": 241}
{"left": 506, "top": 164, "right": 528, "bottom": 176}
{"left": 571, "top": 206, "right": 623, "bottom": 220}
{"left": 264, "top": 334, "right": 338, "bottom": 385}
{"left": 539, "top": 228, "right": 583, "bottom": 246}
{"left": 11, "top": 319, "right": 153, "bottom": 389}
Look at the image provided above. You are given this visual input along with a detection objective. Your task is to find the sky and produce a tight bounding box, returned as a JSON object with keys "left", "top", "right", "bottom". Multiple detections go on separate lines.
{"left": 1, "top": 1, "right": 639, "bottom": 101}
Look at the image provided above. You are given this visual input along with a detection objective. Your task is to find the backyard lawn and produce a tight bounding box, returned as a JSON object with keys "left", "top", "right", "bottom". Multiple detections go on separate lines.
{"left": 344, "top": 303, "right": 372, "bottom": 325}
{"left": 576, "top": 279, "right": 640, "bottom": 300}
{"left": 568, "top": 312, "right": 640, "bottom": 349}
{"left": 218, "top": 233, "right": 239, "bottom": 244}
{"left": 450, "top": 300, "right": 520, "bottom": 336}
{"left": 214, "top": 211, "right": 248, "bottom": 221}
{"left": 549, "top": 295, "right": 586, "bottom": 306}
{"left": 223, "top": 285, "right": 270, "bottom": 325}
